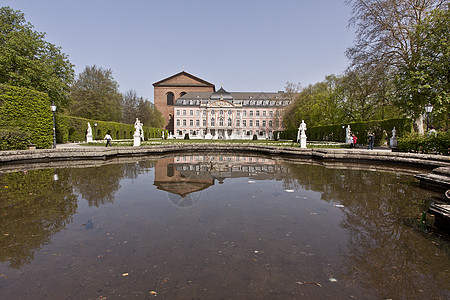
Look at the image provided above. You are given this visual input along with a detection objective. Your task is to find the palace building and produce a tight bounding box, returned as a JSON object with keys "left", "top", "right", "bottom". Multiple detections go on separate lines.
{"left": 153, "top": 71, "right": 290, "bottom": 139}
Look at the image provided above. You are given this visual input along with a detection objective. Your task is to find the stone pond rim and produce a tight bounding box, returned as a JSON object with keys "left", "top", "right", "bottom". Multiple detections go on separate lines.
{"left": 0, "top": 143, "right": 449, "bottom": 192}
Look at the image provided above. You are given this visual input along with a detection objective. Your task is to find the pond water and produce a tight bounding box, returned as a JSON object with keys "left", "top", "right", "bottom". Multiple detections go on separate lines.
{"left": 0, "top": 153, "right": 449, "bottom": 299}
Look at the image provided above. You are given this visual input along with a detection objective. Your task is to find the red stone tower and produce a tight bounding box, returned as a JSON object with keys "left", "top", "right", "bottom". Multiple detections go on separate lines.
{"left": 153, "top": 71, "right": 215, "bottom": 133}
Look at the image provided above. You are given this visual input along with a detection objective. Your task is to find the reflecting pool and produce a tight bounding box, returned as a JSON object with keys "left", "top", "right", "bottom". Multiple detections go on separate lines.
{"left": 0, "top": 153, "right": 449, "bottom": 299}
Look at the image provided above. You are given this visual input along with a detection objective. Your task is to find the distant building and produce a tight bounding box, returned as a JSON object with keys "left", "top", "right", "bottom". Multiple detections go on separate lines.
{"left": 153, "top": 71, "right": 290, "bottom": 139}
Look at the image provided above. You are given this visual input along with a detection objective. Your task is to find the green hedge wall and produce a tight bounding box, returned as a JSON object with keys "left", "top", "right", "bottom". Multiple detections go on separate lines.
{"left": 276, "top": 118, "right": 413, "bottom": 146}
{"left": 56, "top": 115, "right": 167, "bottom": 143}
{"left": 0, "top": 85, "right": 53, "bottom": 149}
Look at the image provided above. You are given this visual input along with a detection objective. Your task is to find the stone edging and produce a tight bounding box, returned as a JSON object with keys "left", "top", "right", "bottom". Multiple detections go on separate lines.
{"left": 1, "top": 144, "right": 449, "bottom": 168}
{"left": 1, "top": 144, "right": 449, "bottom": 193}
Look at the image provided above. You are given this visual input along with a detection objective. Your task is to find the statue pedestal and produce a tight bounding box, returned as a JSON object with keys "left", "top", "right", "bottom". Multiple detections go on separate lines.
{"left": 86, "top": 134, "right": 93, "bottom": 143}
{"left": 390, "top": 137, "right": 398, "bottom": 149}
{"left": 300, "top": 134, "right": 307, "bottom": 149}
{"left": 133, "top": 134, "right": 141, "bottom": 147}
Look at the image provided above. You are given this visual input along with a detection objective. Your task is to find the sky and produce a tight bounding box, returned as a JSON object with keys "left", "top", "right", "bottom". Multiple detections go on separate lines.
{"left": 2, "top": 0, "right": 356, "bottom": 102}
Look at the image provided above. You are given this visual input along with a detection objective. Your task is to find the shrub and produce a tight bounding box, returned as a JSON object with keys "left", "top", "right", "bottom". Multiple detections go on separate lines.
{"left": 398, "top": 131, "right": 450, "bottom": 155}
{"left": 0, "top": 129, "right": 32, "bottom": 150}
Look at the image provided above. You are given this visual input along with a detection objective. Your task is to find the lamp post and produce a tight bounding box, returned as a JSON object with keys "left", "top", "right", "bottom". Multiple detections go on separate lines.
{"left": 425, "top": 102, "right": 433, "bottom": 131}
{"left": 94, "top": 123, "right": 97, "bottom": 140}
{"left": 51, "top": 102, "right": 57, "bottom": 148}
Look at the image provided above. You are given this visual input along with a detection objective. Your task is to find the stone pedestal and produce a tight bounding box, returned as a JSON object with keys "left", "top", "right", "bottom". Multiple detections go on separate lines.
{"left": 133, "top": 134, "right": 141, "bottom": 147}
{"left": 300, "top": 134, "right": 307, "bottom": 149}
{"left": 390, "top": 137, "right": 398, "bottom": 149}
{"left": 86, "top": 134, "right": 93, "bottom": 143}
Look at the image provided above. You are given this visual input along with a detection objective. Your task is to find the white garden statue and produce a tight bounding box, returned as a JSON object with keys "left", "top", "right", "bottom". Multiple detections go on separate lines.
{"left": 86, "top": 122, "right": 93, "bottom": 143}
{"left": 133, "top": 118, "right": 143, "bottom": 146}
{"left": 298, "top": 120, "right": 307, "bottom": 149}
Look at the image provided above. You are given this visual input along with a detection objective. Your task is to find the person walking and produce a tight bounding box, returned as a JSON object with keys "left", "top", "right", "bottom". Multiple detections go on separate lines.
{"left": 367, "top": 132, "right": 375, "bottom": 150}
{"left": 104, "top": 132, "right": 112, "bottom": 147}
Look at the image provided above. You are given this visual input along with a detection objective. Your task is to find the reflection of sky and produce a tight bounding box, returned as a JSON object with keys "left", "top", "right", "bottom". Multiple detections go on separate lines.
{"left": 1, "top": 154, "right": 448, "bottom": 299}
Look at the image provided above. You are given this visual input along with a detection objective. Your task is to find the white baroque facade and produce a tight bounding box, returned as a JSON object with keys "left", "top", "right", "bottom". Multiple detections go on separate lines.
{"left": 173, "top": 87, "right": 289, "bottom": 140}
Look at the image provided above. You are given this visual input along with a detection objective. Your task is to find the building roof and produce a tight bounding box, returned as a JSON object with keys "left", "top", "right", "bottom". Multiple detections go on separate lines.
{"left": 211, "top": 87, "right": 233, "bottom": 100}
{"left": 152, "top": 71, "right": 216, "bottom": 89}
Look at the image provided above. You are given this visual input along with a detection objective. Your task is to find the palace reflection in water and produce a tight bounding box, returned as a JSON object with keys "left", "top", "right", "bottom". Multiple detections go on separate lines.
{"left": 0, "top": 153, "right": 449, "bottom": 299}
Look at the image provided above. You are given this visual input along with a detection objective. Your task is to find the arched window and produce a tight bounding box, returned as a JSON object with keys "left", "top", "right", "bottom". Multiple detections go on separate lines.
{"left": 211, "top": 118, "right": 215, "bottom": 126}
{"left": 167, "top": 92, "right": 174, "bottom": 105}
{"left": 228, "top": 118, "right": 232, "bottom": 126}
{"left": 180, "top": 92, "right": 186, "bottom": 97}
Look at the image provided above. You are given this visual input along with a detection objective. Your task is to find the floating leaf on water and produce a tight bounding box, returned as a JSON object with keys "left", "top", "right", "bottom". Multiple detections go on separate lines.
{"left": 334, "top": 204, "right": 345, "bottom": 208}
{"left": 248, "top": 181, "right": 256, "bottom": 183}
{"left": 329, "top": 277, "right": 338, "bottom": 282}
{"left": 122, "top": 273, "right": 129, "bottom": 277}
{"left": 149, "top": 290, "right": 157, "bottom": 296}
{"left": 285, "top": 189, "right": 295, "bottom": 193}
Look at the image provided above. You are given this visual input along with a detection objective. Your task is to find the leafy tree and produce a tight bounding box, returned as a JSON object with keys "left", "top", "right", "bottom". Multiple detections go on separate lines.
{"left": 397, "top": 7, "right": 449, "bottom": 130}
{"left": 137, "top": 97, "right": 165, "bottom": 128}
{"left": 0, "top": 6, "right": 74, "bottom": 108}
{"left": 70, "top": 65, "right": 122, "bottom": 122}
{"left": 345, "top": 0, "right": 447, "bottom": 132}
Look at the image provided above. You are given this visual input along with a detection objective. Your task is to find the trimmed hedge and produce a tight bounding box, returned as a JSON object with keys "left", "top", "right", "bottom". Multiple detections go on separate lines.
{"left": 398, "top": 131, "right": 450, "bottom": 155}
{"left": 276, "top": 118, "right": 413, "bottom": 146}
{"left": 56, "top": 115, "right": 167, "bottom": 143}
{"left": 0, "top": 85, "right": 53, "bottom": 149}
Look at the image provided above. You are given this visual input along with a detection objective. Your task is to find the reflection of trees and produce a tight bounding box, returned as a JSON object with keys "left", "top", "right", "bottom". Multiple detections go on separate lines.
{"left": 68, "top": 161, "right": 155, "bottom": 207}
{"left": 286, "top": 163, "right": 450, "bottom": 298}
{"left": 69, "top": 164, "right": 125, "bottom": 207}
{"left": 0, "top": 169, "right": 77, "bottom": 268}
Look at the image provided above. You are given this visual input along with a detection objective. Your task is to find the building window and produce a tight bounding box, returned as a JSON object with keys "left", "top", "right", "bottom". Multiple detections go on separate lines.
{"left": 189, "top": 120, "right": 193, "bottom": 127}
{"left": 183, "top": 119, "right": 186, "bottom": 126}
{"left": 269, "top": 111, "right": 273, "bottom": 117}
{"left": 243, "top": 120, "right": 247, "bottom": 127}
{"left": 269, "top": 120, "right": 273, "bottom": 128}
{"left": 211, "top": 118, "right": 215, "bottom": 126}
{"left": 196, "top": 110, "right": 200, "bottom": 116}
{"left": 228, "top": 118, "right": 232, "bottom": 126}
{"left": 176, "top": 119, "right": 180, "bottom": 126}
{"left": 219, "top": 118, "right": 224, "bottom": 126}
{"left": 203, "top": 119, "right": 206, "bottom": 126}
{"left": 250, "top": 120, "right": 253, "bottom": 127}
{"left": 190, "top": 110, "right": 193, "bottom": 116}
{"left": 237, "top": 110, "right": 241, "bottom": 116}
{"left": 243, "top": 111, "right": 247, "bottom": 116}
{"left": 176, "top": 110, "right": 180, "bottom": 116}
{"left": 262, "top": 111, "right": 266, "bottom": 117}
{"left": 236, "top": 120, "right": 240, "bottom": 127}
{"left": 228, "top": 110, "right": 232, "bottom": 115}
{"left": 211, "top": 110, "right": 215, "bottom": 115}
{"left": 220, "top": 110, "right": 224, "bottom": 116}
{"left": 250, "top": 111, "right": 254, "bottom": 117}
{"left": 203, "top": 110, "right": 207, "bottom": 116}
{"left": 183, "top": 110, "right": 186, "bottom": 116}
{"left": 263, "top": 120, "right": 266, "bottom": 127}
{"left": 166, "top": 92, "right": 174, "bottom": 105}
{"left": 256, "top": 120, "right": 260, "bottom": 127}
{"left": 196, "top": 120, "right": 200, "bottom": 126}
{"left": 256, "top": 110, "right": 260, "bottom": 116}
